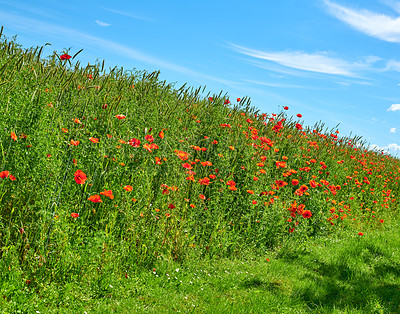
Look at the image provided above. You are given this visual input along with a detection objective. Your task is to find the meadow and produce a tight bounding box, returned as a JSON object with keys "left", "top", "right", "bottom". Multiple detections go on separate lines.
{"left": 0, "top": 27, "right": 399, "bottom": 312}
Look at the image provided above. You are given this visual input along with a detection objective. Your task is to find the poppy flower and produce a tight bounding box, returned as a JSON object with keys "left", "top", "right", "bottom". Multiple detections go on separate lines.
{"left": 297, "top": 114, "right": 302, "bottom": 118}
{"left": 74, "top": 170, "right": 87, "bottom": 184}
{"left": 9, "top": 174, "right": 16, "bottom": 181}
{"left": 237, "top": 98, "right": 241, "bottom": 102}
{"left": 145, "top": 134, "right": 154, "bottom": 142}
{"left": 291, "top": 179, "right": 299, "bottom": 186}
{"left": 11, "top": 132, "right": 17, "bottom": 141}
{"left": 89, "top": 137, "right": 99, "bottom": 143}
{"left": 175, "top": 150, "right": 189, "bottom": 161}
{"left": 168, "top": 203, "right": 175, "bottom": 209}
{"left": 71, "top": 213, "right": 79, "bottom": 218}
{"left": 60, "top": 54, "right": 71, "bottom": 60}
{"left": 283, "top": 106, "right": 289, "bottom": 110}
{"left": 358, "top": 232, "right": 364, "bottom": 236}
{"left": 100, "top": 189, "right": 114, "bottom": 199}
{"left": 182, "top": 163, "right": 193, "bottom": 169}
{"left": 199, "top": 194, "right": 206, "bottom": 200}
{"left": 128, "top": 138, "right": 141, "bottom": 147}
{"left": 123, "top": 185, "right": 133, "bottom": 192}
{"left": 115, "top": 114, "right": 126, "bottom": 120}
{"left": 88, "top": 195, "right": 102, "bottom": 203}
{"left": 158, "top": 130, "right": 165, "bottom": 139}
{"left": 295, "top": 123, "right": 303, "bottom": 130}
{"left": 302, "top": 210, "right": 312, "bottom": 218}
{"left": 198, "top": 177, "right": 210, "bottom": 185}
{"left": 61, "top": 128, "right": 68, "bottom": 133}
{"left": 0, "top": 171, "right": 9, "bottom": 179}
{"left": 224, "top": 99, "right": 230, "bottom": 104}
{"left": 70, "top": 139, "right": 80, "bottom": 146}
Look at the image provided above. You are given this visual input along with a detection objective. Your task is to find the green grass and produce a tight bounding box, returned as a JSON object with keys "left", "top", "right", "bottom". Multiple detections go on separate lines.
{"left": 0, "top": 27, "right": 399, "bottom": 312}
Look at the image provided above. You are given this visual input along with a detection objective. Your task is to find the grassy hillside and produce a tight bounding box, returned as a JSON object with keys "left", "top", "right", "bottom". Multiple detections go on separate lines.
{"left": 1, "top": 28, "right": 399, "bottom": 312}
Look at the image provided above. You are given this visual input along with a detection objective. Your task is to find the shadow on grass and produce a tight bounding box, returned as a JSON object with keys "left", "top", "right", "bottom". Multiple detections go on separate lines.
{"left": 286, "top": 243, "right": 400, "bottom": 312}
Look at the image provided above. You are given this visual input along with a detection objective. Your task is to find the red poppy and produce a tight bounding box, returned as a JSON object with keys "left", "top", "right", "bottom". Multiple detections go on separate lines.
{"left": 302, "top": 210, "right": 312, "bottom": 218}
{"left": 100, "top": 189, "right": 114, "bottom": 199}
{"left": 71, "top": 213, "right": 79, "bottom": 218}
{"left": 0, "top": 171, "right": 9, "bottom": 179}
{"left": 358, "top": 232, "right": 364, "bottom": 236}
{"left": 168, "top": 203, "right": 175, "bottom": 209}
{"left": 182, "top": 163, "right": 193, "bottom": 169}
{"left": 175, "top": 150, "right": 189, "bottom": 161}
{"left": 89, "top": 137, "right": 99, "bottom": 143}
{"left": 11, "top": 132, "right": 17, "bottom": 141}
{"left": 88, "top": 195, "right": 102, "bottom": 203}
{"left": 297, "top": 114, "right": 302, "bottom": 118}
{"left": 145, "top": 134, "right": 154, "bottom": 142}
{"left": 224, "top": 99, "right": 230, "bottom": 104}
{"left": 60, "top": 54, "right": 71, "bottom": 60}
{"left": 198, "top": 177, "right": 210, "bottom": 185}
{"left": 70, "top": 139, "right": 80, "bottom": 146}
{"left": 9, "top": 174, "right": 16, "bottom": 181}
{"left": 158, "top": 130, "right": 165, "bottom": 139}
{"left": 123, "top": 185, "right": 133, "bottom": 192}
{"left": 295, "top": 123, "right": 303, "bottom": 130}
{"left": 199, "top": 194, "right": 206, "bottom": 200}
{"left": 291, "top": 179, "right": 299, "bottom": 186}
{"left": 209, "top": 97, "right": 213, "bottom": 101}
{"left": 237, "top": 98, "right": 241, "bottom": 102}
{"left": 115, "top": 114, "right": 126, "bottom": 120}
{"left": 283, "top": 106, "right": 289, "bottom": 110}
{"left": 74, "top": 170, "right": 87, "bottom": 184}
{"left": 128, "top": 138, "right": 141, "bottom": 147}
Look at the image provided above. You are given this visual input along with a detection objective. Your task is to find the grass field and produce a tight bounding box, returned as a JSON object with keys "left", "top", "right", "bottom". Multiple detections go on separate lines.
{"left": 0, "top": 27, "right": 399, "bottom": 312}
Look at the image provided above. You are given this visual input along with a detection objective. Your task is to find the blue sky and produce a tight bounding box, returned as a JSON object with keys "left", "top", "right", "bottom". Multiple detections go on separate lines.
{"left": 1, "top": 0, "right": 400, "bottom": 155}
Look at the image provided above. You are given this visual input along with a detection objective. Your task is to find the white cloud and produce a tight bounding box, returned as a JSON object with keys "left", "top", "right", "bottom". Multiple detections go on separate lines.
{"left": 386, "top": 59, "right": 400, "bottom": 71}
{"left": 324, "top": 0, "right": 400, "bottom": 43}
{"left": 95, "top": 20, "right": 111, "bottom": 27}
{"left": 387, "top": 143, "right": 400, "bottom": 150}
{"left": 390, "top": 127, "right": 397, "bottom": 133}
{"left": 230, "top": 43, "right": 378, "bottom": 77}
{"left": 387, "top": 104, "right": 400, "bottom": 111}
{"left": 104, "top": 8, "right": 155, "bottom": 22}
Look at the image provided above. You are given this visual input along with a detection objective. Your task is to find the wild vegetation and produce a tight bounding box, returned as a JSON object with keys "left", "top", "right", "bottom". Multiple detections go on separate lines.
{"left": 1, "top": 27, "right": 399, "bottom": 312}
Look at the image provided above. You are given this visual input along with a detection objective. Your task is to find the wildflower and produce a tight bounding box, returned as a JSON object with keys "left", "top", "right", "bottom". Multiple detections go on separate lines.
{"left": 60, "top": 54, "right": 71, "bottom": 60}
{"left": 302, "top": 210, "right": 312, "bottom": 218}
{"left": 88, "top": 195, "right": 102, "bottom": 203}
{"left": 358, "top": 232, "right": 364, "bottom": 236}
{"left": 237, "top": 98, "right": 241, "bottom": 102}
{"left": 11, "top": 132, "right": 17, "bottom": 141}
{"left": 297, "top": 114, "right": 302, "bottom": 118}
{"left": 224, "top": 99, "right": 230, "bottom": 104}
{"left": 199, "top": 194, "right": 206, "bottom": 200}
{"left": 128, "top": 138, "right": 141, "bottom": 147}
{"left": 70, "top": 139, "right": 80, "bottom": 146}
{"left": 89, "top": 137, "right": 99, "bottom": 143}
{"left": 123, "top": 185, "right": 133, "bottom": 192}
{"left": 198, "top": 177, "right": 210, "bottom": 185}
{"left": 61, "top": 128, "right": 68, "bottom": 133}
{"left": 0, "top": 171, "right": 10, "bottom": 179}
{"left": 247, "top": 190, "right": 254, "bottom": 194}
{"left": 9, "top": 174, "right": 16, "bottom": 181}
{"left": 295, "top": 123, "right": 303, "bottom": 130}
{"left": 168, "top": 203, "right": 176, "bottom": 209}
{"left": 74, "top": 170, "right": 87, "bottom": 184}
{"left": 175, "top": 150, "right": 189, "bottom": 161}
{"left": 145, "top": 134, "right": 154, "bottom": 142}
{"left": 291, "top": 179, "right": 299, "bottom": 185}
{"left": 159, "top": 130, "right": 165, "bottom": 139}
{"left": 115, "top": 114, "right": 126, "bottom": 120}
{"left": 283, "top": 106, "right": 289, "bottom": 110}
{"left": 71, "top": 213, "right": 79, "bottom": 218}
{"left": 100, "top": 189, "right": 114, "bottom": 199}
{"left": 252, "top": 200, "right": 257, "bottom": 205}
{"left": 201, "top": 161, "right": 212, "bottom": 166}
{"left": 276, "top": 161, "right": 287, "bottom": 169}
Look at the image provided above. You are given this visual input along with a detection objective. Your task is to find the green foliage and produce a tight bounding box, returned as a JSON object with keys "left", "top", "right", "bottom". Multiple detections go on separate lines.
{"left": 0, "top": 30, "right": 399, "bottom": 311}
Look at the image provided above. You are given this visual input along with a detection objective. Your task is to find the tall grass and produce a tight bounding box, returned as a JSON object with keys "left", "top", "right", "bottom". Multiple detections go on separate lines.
{"left": 0, "top": 28, "right": 399, "bottom": 310}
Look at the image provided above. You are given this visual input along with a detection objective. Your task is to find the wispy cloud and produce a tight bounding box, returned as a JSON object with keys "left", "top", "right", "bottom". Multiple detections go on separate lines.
{"left": 387, "top": 104, "right": 400, "bottom": 111}
{"left": 390, "top": 127, "right": 397, "bottom": 133}
{"left": 229, "top": 43, "right": 376, "bottom": 77}
{"left": 0, "top": 10, "right": 235, "bottom": 87}
{"left": 324, "top": 0, "right": 400, "bottom": 43}
{"left": 95, "top": 20, "right": 111, "bottom": 27}
{"left": 386, "top": 59, "right": 400, "bottom": 71}
{"left": 104, "top": 8, "right": 155, "bottom": 22}
{"left": 242, "top": 79, "right": 310, "bottom": 89}
{"left": 370, "top": 143, "right": 400, "bottom": 154}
